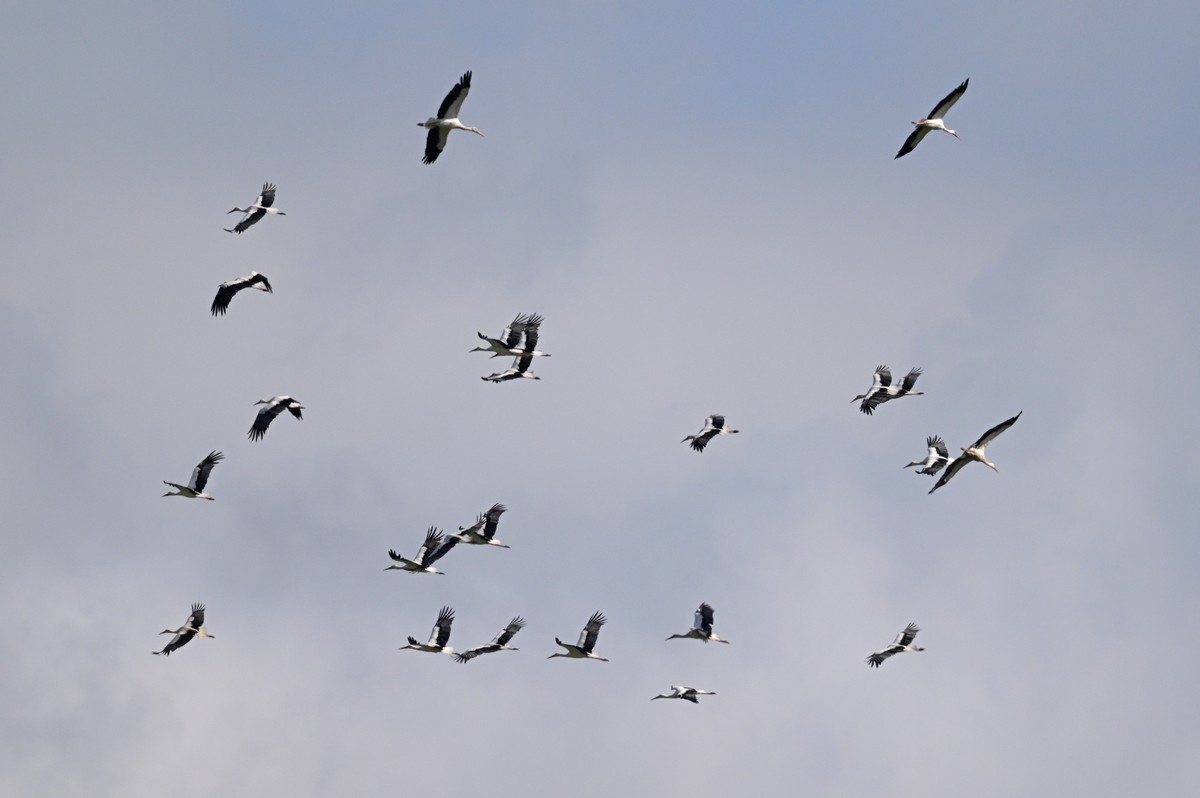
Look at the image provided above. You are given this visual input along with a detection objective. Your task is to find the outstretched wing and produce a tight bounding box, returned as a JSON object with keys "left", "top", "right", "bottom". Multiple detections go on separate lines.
{"left": 423, "top": 127, "right": 450, "bottom": 165}
{"left": 495, "top": 616, "right": 526, "bottom": 647}
{"left": 432, "top": 606, "right": 455, "bottom": 647}
{"left": 897, "top": 623, "right": 920, "bottom": 647}
{"left": 520, "top": 313, "right": 543, "bottom": 352}
{"left": 579, "top": 611, "right": 606, "bottom": 653}
{"left": 437, "top": 71, "right": 472, "bottom": 120}
{"left": 423, "top": 531, "right": 459, "bottom": 566}
{"left": 187, "top": 603, "right": 206, "bottom": 630}
{"left": 895, "top": 125, "right": 931, "bottom": 159}
{"left": 481, "top": 503, "right": 507, "bottom": 540}
{"left": 927, "top": 79, "right": 968, "bottom": 121}
{"left": 695, "top": 603, "right": 715, "bottom": 636}
{"left": 929, "top": 455, "right": 971, "bottom": 494}
{"left": 190, "top": 451, "right": 224, "bottom": 492}
{"left": 248, "top": 400, "right": 287, "bottom": 441}
{"left": 210, "top": 283, "right": 237, "bottom": 316}
{"left": 501, "top": 314, "right": 530, "bottom": 350}
{"left": 898, "top": 367, "right": 922, "bottom": 395}
{"left": 866, "top": 647, "right": 899, "bottom": 668}
{"left": 972, "top": 411, "right": 1022, "bottom": 449}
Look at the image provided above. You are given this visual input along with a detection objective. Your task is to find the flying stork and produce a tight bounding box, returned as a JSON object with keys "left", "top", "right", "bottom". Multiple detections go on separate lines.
{"left": 548, "top": 611, "right": 609, "bottom": 661}
{"left": 471, "top": 313, "right": 550, "bottom": 358}
{"left": 895, "top": 79, "right": 969, "bottom": 159}
{"left": 420, "top": 71, "right": 484, "bottom": 164}
{"left": 399, "top": 606, "right": 455, "bottom": 654}
{"left": 162, "top": 450, "right": 224, "bottom": 500}
{"left": 682, "top": 415, "right": 739, "bottom": 453}
{"left": 153, "top": 603, "right": 214, "bottom": 656}
{"left": 384, "top": 526, "right": 460, "bottom": 575}
{"left": 482, "top": 353, "right": 539, "bottom": 383}
{"left": 852, "top": 365, "right": 923, "bottom": 415}
{"left": 666, "top": 602, "right": 730, "bottom": 644}
{"left": 453, "top": 616, "right": 526, "bottom": 663}
{"left": 248, "top": 396, "right": 304, "bottom": 441}
{"left": 224, "top": 182, "right": 286, "bottom": 234}
{"left": 866, "top": 622, "right": 924, "bottom": 667}
{"left": 450, "top": 502, "right": 510, "bottom": 548}
{"left": 651, "top": 685, "right": 717, "bottom": 704}
{"left": 929, "top": 412, "right": 1022, "bottom": 494}
{"left": 905, "top": 436, "right": 951, "bottom": 476}
{"left": 211, "top": 271, "right": 272, "bottom": 316}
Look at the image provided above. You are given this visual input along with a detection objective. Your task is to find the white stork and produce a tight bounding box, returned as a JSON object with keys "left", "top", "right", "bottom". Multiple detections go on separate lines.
{"left": 162, "top": 450, "right": 224, "bottom": 500}
{"left": 482, "top": 353, "right": 539, "bottom": 383}
{"left": 420, "top": 71, "right": 483, "bottom": 164}
{"left": 866, "top": 622, "right": 924, "bottom": 667}
{"left": 399, "top": 606, "right": 455, "bottom": 654}
{"left": 248, "top": 396, "right": 304, "bottom": 441}
{"left": 905, "top": 435, "right": 951, "bottom": 476}
{"left": 225, "top": 182, "right": 286, "bottom": 234}
{"left": 651, "top": 685, "right": 717, "bottom": 704}
{"left": 548, "top": 611, "right": 609, "bottom": 661}
{"left": 895, "top": 79, "right": 969, "bottom": 159}
{"left": 666, "top": 603, "right": 730, "bottom": 644}
{"left": 682, "top": 415, "right": 739, "bottom": 453}
{"left": 153, "top": 603, "right": 214, "bottom": 656}
{"left": 471, "top": 313, "right": 551, "bottom": 359}
{"left": 211, "top": 271, "right": 272, "bottom": 316}
{"left": 929, "top": 412, "right": 1022, "bottom": 494}
{"left": 450, "top": 502, "right": 510, "bottom": 548}
{"left": 453, "top": 616, "right": 526, "bottom": 663}
{"left": 384, "top": 526, "right": 460, "bottom": 575}
{"left": 852, "top": 365, "right": 923, "bottom": 415}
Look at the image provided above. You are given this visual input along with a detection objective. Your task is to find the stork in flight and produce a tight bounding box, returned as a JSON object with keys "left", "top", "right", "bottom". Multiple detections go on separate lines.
{"left": 651, "top": 685, "right": 717, "bottom": 704}
{"left": 866, "top": 622, "right": 924, "bottom": 667}
{"left": 682, "top": 415, "right": 739, "bottom": 453}
{"left": 852, "top": 365, "right": 923, "bottom": 415}
{"left": 666, "top": 603, "right": 730, "bottom": 644}
{"left": 225, "top": 182, "right": 286, "bottom": 233}
{"left": 454, "top": 617, "right": 526, "bottom": 663}
{"left": 420, "top": 71, "right": 483, "bottom": 164}
{"left": 399, "top": 606, "right": 455, "bottom": 654}
{"left": 153, "top": 603, "right": 214, "bottom": 656}
{"left": 211, "top": 271, "right": 272, "bottom": 316}
{"left": 482, "top": 353, "right": 539, "bottom": 383}
{"left": 905, "top": 436, "right": 950, "bottom": 476}
{"left": 162, "top": 450, "right": 224, "bottom": 500}
{"left": 929, "top": 412, "right": 1022, "bottom": 494}
{"left": 548, "top": 611, "right": 609, "bottom": 661}
{"left": 248, "top": 396, "right": 304, "bottom": 441}
{"left": 895, "top": 79, "right": 969, "bottom": 159}
{"left": 450, "top": 503, "right": 511, "bottom": 548}
{"left": 385, "top": 526, "right": 460, "bottom": 575}
{"left": 471, "top": 313, "right": 550, "bottom": 359}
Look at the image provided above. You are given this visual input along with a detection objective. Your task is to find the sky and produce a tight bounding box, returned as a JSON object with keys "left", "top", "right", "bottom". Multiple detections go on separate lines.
{"left": 2, "top": 1, "right": 1199, "bottom": 795}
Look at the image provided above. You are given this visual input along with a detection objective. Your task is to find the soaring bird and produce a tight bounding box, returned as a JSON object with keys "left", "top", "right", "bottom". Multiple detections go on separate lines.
{"left": 905, "top": 436, "right": 951, "bottom": 476}
{"left": 420, "top": 71, "right": 483, "bottom": 164}
{"left": 895, "top": 79, "right": 969, "bottom": 159}
{"left": 162, "top": 451, "right": 224, "bottom": 500}
{"left": 399, "top": 606, "right": 455, "bottom": 654}
{"left": 225, "top": 182, "right": 286, "bottom": 234}
{"left": 651, "top": 685, "right": 717, "bottom": 704}
{"left": 248, "top": 396, "right": 304, "bottom": 441}
{"left": 866, "top": 622, "right": 924, "bottom": 668}
{"left": 852, "top": 365, "right": 923, "bottom": 415}
{"left": 454, "top": 617, "right": 526, "bottom": 663}
{"left": 211, "top": 271, "right": 272, "bottom": 316}
{"left": 482, "top": 353, "right": 539, "bottom": 383}
{"left": 666, "top": 603, "right": 730, "bottom": 644}
{"left": 682, "top": 415, "right": 739, "bottom": 453}
{"left": 548, "top": 611, "right": 609, "bottom": 661}
{"left": 471, "top": 313, "right": 550, "bottom": 359}
{"left": 929, "top": 412, "right": 1022, "bottom": 494}
{"left": 450, "top": 503, "right": 511, "bottom": 548}
{"left": 384, "top": 527, "right": 460, "bottom": 575}
{"left": 153, "top": 603, "right": 214, "bottom": 656}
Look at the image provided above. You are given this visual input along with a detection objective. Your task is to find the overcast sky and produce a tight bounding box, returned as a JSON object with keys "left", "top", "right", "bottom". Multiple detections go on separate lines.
{"left": 2, "top": 2, "right": 1199, "bottom": 795}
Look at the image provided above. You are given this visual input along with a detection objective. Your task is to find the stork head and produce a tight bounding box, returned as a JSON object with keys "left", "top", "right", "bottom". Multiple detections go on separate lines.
{"left": 947, "top": 129, "right": 958, "bottom": 138}
{"left": 851, "top": 394, "right": 867, "bottom": 404}
{"left": 468, "top": 126, "right": 485, "bottom": 137}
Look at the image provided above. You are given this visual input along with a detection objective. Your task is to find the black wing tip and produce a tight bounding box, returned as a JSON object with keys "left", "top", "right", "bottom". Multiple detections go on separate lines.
{"left": 460, "top": 70, "right": 472, "bottom": 85}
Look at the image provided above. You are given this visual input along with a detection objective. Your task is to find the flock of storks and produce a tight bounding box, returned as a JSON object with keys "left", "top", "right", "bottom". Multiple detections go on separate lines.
{"left": 152, "top": 70, "right": 1021, "bottom": 697}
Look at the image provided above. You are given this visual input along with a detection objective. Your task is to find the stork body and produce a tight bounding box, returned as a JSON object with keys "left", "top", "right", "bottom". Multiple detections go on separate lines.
{"left": 385, "top": 527, "right": 460, "bottom": 575}
{"left": 866, "top": 622, "right": 924, "bottom": 667}
{"left": 399, "top": 606, "right": 455, "bottom": 654}
{"left": 454, "top": 617, "right": 526, "bottom": 663}
{"left": 162, "top": 450, "right": 224, "bottom": 500}
{"left": 852, "top": 365, "right": 923, "bottom": 415}
{"left": 482, "top": 353, "right": 539, "bottom": 383}
{"left": 154, "top": 603, "right": 214, "bottom": 656}
{"left": 929, "top": 412, "right": 1022, "bottom": 494}
{"left": 651, "top": 685, "right": 717, "bottom": 704}
{"left": 666, "top": 602, "right": 730, "bottom": 644}
{"left": 450, "top": 503, "right": 510, "bottom": 548}
{"left": 248, "top": 396, "right": 304, "bottom": 441}
{"left": 211, "top": 271, "right": 272, "bottom": 316}
{"left": 682, "top": 415, "right": 739, "bottom": 453}
{"left": 225, "top": 182, "right": 286, "bottom": 233}
{"left": 895, "top": 79, "right": 969, "bottom": 159}
{"left": 420, "top": 71, "right": 483, "bottom": 164}
{"left": 905, "top": 436, "right": 950, "bottom": 476}
{"left": 471, "top": 313, "right": 550, "bottom": 359}
{"left": 548, "top": 611, "right": 609, "bottom": 661}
